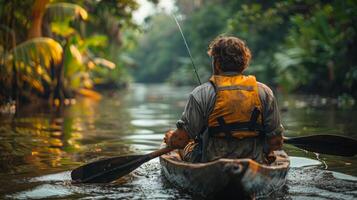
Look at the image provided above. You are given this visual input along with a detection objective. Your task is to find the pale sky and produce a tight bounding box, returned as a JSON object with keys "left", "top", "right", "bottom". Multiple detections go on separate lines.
{"left": 133, "top": 0, "right": 176, "bottom": 24}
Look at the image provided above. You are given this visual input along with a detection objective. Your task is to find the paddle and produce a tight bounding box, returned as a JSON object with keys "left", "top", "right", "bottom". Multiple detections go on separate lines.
{"left": 71, "top": 134, "right": 357, "bottom": 184}
{"left": 71, "top": 147, "right": 173, "bottom": 183}
{"left": 284, "top": 134, "right": 357, "bottom": 157}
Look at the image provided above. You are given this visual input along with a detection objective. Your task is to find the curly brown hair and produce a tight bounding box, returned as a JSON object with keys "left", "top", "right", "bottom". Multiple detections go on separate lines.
{"left": 207, "top": 36, "right": 251, "bottom": 73}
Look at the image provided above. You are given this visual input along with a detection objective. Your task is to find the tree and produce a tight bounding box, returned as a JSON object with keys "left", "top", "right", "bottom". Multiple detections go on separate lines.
{"left": 0, "top": 0, "right": 142, "bottom": 105}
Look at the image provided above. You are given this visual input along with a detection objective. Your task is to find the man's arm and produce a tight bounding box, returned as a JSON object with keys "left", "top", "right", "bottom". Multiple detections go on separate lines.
{"left": 164, "top": 93, "right": 204, "bottom": 148}
{"left": 258, "top": 83, "right": 284, "bottom": 152}
{"left": 264, "top": 98, "right": 284, "bottom": 151}
{"left": 165, "top": 84, "right": 212, "bottom": 149}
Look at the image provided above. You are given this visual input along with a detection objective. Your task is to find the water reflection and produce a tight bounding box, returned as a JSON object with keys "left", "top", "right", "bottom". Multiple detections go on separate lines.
{"left": 0, "top": 84, "right": 356, "bottom": 199}
{"left": 0, "top": 98, "right": 98, "bottom": 177}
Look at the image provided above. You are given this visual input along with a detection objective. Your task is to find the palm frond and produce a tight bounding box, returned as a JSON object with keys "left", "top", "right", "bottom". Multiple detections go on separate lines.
{"left": 7, "top": 37, "right": 63, "bottom": 93}
{"left": 11, "top": 37, "right": 63, "bottom": 68}
{"left": 45, "top": 2, "right": 88, "bottom": 22}
{"left": 274, "top": 47, "right": 305, "bottom": 72}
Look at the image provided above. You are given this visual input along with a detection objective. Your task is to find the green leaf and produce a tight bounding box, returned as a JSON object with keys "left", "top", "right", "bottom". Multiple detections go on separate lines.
{"left": 7, "top": 37, "right": 63, "bottom": 93}
{"left": 45, "top": 2, "right": 88, "bottom": 22}
{"left": 51, "top": 21, "right": 76, "bottom": 37}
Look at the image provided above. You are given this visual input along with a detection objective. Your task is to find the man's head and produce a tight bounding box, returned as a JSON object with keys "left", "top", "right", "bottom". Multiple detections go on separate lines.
{"left": 207, "top": 36, "right": 251, "bottom": 74}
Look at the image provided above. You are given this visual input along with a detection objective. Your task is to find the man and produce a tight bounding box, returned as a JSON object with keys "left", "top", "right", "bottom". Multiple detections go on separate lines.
{"left": 164, "top": 36, "right": 283, "bottom": 164}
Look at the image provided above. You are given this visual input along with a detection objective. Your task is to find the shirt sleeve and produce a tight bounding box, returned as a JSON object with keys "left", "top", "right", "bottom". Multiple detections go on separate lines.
{"left": 176, "top": 94, "right": 205, "bottom": 139}
{"left": 258, "top": 83, "right": 284, "bottom": 137}
{"left": 176, "top": 82, "right": 215, "bottom": 139}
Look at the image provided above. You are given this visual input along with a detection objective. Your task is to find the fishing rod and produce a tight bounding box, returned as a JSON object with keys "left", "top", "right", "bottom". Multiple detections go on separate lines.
{"left": 172, "top": 15, "right": 201, "bottom": 85}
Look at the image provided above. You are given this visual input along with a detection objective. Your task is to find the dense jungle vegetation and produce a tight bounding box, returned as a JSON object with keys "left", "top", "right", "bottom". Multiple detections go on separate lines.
{"left": 1, "top": 0, "right": 356, "bottom": 107}
{"left": 0, "top": 0, "right": 158, "bottom": 105}
{"left": 132, "top": 0, "right": 357, "bottom": 98}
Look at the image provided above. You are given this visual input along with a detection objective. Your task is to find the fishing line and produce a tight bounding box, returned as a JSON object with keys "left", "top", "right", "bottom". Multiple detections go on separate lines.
{"left": 172, "top": 14, "right": 202, "bottom": 85}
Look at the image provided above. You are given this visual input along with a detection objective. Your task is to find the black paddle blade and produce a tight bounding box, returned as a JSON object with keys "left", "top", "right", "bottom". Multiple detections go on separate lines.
{"left": 71, "top": 155, "right": 149, "bottom": 183}
{"left": 284, "top": 135, "right": 357, "bottom": 157}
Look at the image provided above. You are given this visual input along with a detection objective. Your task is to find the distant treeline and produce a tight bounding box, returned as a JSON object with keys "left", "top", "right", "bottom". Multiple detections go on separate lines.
{"left": 132, "top": 0, "right": 357, "bottom": 98}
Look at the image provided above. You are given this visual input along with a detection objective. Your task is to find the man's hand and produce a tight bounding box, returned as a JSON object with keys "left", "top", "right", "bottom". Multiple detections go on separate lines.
{"left": 267, "top": 135, "right": 283, "bottom": 151}
{"left": 164, "top": 129, "right": 190, "bottom": 149}
{"left": 264, "top": 135, "right": 283, "bottom": 163}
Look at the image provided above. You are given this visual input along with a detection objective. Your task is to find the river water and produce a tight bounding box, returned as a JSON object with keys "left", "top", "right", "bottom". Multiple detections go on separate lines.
{"left": 0, "top": 84, "right": 356, "bottom": 199}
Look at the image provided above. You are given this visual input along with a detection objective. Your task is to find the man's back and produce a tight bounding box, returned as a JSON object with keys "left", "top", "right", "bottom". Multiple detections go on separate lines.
{"left": 178, "top": 74, "right": 284, "bottom": 163}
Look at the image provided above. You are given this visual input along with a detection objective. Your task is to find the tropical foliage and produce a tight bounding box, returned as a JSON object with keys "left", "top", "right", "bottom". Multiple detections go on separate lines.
{"left": 131, "top": 0, "right": 357, "bottom": 98}
{"left": 1, "top": 37, "right": 63, "bottom": 100}
{"left": 1, "top": 0, "right": 356, "bottom": 105}
{"left": 0, "top": 0, "right": 142, "bottom": 105}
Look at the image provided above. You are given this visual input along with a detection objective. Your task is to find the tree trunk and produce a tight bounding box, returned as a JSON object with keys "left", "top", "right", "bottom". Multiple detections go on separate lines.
{"left": 53, "top": 43, "right": 66, "bottom": 105}
{"left": 27, "top": 0, "right": 50, "bottom": 39}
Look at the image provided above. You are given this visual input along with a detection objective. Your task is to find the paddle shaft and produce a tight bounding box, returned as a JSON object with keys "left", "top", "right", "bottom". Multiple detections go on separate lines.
{"left": 148, "top": 147, "right": 174, "bottom": 158}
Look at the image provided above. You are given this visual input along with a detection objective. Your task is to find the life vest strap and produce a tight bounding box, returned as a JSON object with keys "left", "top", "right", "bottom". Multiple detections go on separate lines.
{"left": 249, "top": 107, "right": 261, "bottom": 130}
{"left": 208, "top": 107, "right": 263, "bottom": 138}
{"left": 216, "top": 85, "right": 254, "bottom": 91}
{"left": 208, "top": 122, "right": 263, "bottom": 134}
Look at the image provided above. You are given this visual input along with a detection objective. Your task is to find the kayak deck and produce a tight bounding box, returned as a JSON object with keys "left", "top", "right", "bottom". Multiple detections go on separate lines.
{"left": 160, "top": 150, "right": 289, "bottom": 198}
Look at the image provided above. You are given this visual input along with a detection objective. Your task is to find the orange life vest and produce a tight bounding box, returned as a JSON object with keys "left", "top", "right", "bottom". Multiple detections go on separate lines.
{"left": 208, "top": 74, "right": 263, "bottom": 139}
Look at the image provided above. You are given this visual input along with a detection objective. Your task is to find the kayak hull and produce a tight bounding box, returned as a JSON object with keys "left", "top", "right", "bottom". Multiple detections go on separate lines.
{"left": 160, "top": 150, "right": 289, "bottom": 198}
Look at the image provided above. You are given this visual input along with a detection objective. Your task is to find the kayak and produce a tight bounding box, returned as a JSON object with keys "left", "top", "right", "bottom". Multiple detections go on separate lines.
{"left": 160, "top": 149, "right": 289, "bottom": 198}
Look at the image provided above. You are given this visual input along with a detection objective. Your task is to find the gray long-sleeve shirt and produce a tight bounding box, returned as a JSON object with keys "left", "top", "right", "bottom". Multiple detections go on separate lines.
{"left": 177, "top": 79, "right": 284, "bottom": 139}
